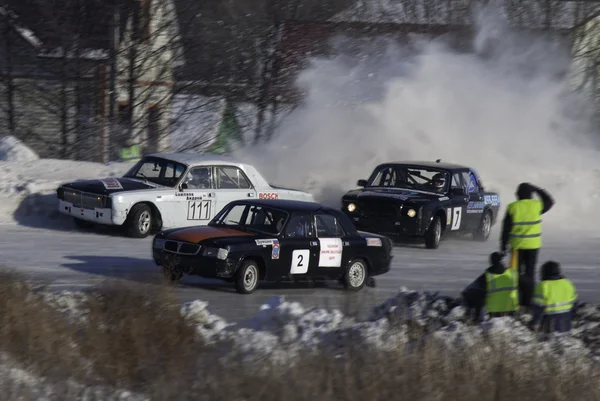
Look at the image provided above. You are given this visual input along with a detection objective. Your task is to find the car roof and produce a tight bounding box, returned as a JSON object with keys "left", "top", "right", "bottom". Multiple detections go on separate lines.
{"left": 378, "top": 160, "right": 470, "bottom": 170}
{"left": 145, "top": 152, "right": 248, "bottom": 167}
{"left": 229, "top": 198, "right": 336, "bottom": 213}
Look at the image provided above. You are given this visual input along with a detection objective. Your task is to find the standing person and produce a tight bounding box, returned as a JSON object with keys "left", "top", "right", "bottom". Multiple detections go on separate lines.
{"left": 500, "top": 182, "right": 554, "bottom": 306}
{"left": 120, "top": 138, "right": 141, "bottom": 162}
{"left": 461, "top": 251, "right": 523, "bottom": 323}
{"left": 529, "top": 261, "right": 578, "bottom": 334}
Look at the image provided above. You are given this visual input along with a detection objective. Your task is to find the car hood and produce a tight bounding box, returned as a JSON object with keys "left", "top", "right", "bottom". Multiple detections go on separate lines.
{"left": 60, "top": 177, "right": 158, "bottom": 195}
{"left": 351, "top": 187, "right": 446, "bottom": 203}
{"left": 166, "top": 226, "right": 254, "bottom": 243}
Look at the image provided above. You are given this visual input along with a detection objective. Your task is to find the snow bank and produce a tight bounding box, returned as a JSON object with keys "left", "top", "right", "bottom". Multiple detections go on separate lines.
{"left": 0, "top": 159, "right": 130, "bottom": 224}
{"left": 46, "top": 288, "right": 600, "bottom": 367}
{"left": 0, "top": 135, "right": 39, "bottom": 162}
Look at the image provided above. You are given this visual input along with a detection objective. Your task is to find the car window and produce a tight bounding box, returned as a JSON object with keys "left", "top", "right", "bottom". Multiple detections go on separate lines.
{"left": 215, "top": 166, "right": 252, "bottom": 189}
{"left": 462, "top": 172, "right": 479, "bottom": 193}
{"left": 451, "top": 173, "right": 462, "bottom": 189}
{"left": 284, "top": 214, "right": 313, "bottom": 238}
{"left": 214, "top": 204, "right": 246, "bottom": 225}
{"left": 211, "top": 204, "right": 286, "bottom": 235}
{"left": 367, "top": 165, "right": 449, "bottom": 193}
{"left": 314, "top": 214, "right": 344, "bottom": 237}
{"left": 123, "top": 157, "right": 186, "bottom": 187}
{"left": 184, "top": 166, "right": 212, "bottom": 189}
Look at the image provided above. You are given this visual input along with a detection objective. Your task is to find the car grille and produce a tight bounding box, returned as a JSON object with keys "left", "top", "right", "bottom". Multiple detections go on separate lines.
{"left": 164, "top": 240, "right": 201, "bottom": 255}
{"left": 62, "top": 189, "right": 106, "bottom": 209}
{"left": 358, "top": 199, "right": 400, "bottom": 218}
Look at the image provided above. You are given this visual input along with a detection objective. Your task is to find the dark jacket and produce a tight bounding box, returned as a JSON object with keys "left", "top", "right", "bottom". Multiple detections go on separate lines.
{"left": 500, "top": 183, "right": 554, "bottom": 253}
{"left": 530, "top": 274, "right": 575, "bottom": 334}
{"left": 462, "top": 261, "right": 532, "bottom": 322}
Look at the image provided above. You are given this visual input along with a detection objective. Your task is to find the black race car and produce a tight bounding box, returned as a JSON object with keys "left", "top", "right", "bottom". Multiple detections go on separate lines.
{"left": 340, "top": 160, "right": 501, "bottom": 249}
{"left": 152, "top": 199, "right": 394, "bottom": 294}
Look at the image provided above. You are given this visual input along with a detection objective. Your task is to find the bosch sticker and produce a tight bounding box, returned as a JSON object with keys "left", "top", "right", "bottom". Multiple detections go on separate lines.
{"left": 259, "top": 192, "right": 279, "bottom": 200}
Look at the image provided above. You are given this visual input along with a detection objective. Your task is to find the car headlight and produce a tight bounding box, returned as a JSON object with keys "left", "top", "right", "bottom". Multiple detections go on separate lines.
{"left": 347, "top": 203, "right": 356, "bottom": 212}
{"left": 153, "top": 238, "right": 165, "bottom": 249}
{"left": 203, "top": 247, "right": 229, "bottom": 260}
{"left": 407, "top": 208, "right": 416, "bottom": 218}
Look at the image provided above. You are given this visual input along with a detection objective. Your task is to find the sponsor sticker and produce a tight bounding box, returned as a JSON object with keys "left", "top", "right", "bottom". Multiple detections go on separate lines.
{"left": 366, "top": 237, "right": 382, "bottom": 247}
{"left": 255, "top": 239, "right": 276, "bottom": 247}
{"left": 271, "top": 239, "right": 280, "bottom": 259}
{"left": 439, "top": 196, "right": 449, "bottom": 201}
{"left": 258, "top": 192, "right": 279, "bottom": 200}
{"left": 318, "top": 238, "right": 343, "bottom": 267}
{"left": 100, "top": 178, "right": 123, "bottom": 190}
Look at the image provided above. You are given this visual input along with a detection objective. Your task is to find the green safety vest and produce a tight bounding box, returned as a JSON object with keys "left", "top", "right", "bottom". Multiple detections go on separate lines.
{"left": 507, "top": 199, "right": 543, "bottom": 249}
{"left": 532, "top": 279, "right": 577, "bottom": 315}
{"left": 120, "top": 144, "right": 141, "bottom": 162}
{"left": 485, "top": 269, "right": 519, "bottom": 313}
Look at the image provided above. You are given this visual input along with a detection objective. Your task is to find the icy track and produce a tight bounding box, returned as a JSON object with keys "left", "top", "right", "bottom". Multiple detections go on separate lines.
{"left": 0, "top": 223, "right": 598, "bottom": 323}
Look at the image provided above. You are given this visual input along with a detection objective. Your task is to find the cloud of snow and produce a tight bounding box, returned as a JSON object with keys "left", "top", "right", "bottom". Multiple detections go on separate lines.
{"left": 236, "top": 3, "right": 600, "bottom": 231}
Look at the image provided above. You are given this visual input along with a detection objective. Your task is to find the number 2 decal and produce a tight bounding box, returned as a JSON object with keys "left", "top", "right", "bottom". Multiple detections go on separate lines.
{"left": 291, "top": 249, "right": 310, "bottom": 274}
{"left": 450, "top": 207, "right": 462, "bottom": 230}
{"left": 187, "top": 200, "right": 211, "bottom": 220}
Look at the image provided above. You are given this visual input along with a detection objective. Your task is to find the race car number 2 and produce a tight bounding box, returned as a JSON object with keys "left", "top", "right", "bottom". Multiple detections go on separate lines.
{"left": 187, "top": 200, "right": 211, "bottom": 220}
{"left": 290, "top": 249, "right": 310, "bottom": 274}
{"left": 258, "top": 192, "right": 279, "bottom": 200}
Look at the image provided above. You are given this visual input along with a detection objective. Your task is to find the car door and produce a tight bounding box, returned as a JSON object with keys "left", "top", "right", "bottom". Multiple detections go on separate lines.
{"left": 172, "top": 165, "right": 216, "bottom": 227}
{"left": 275, "top": 213, "right": 319, "bottom": 278}
{"left": 313, "top": 212, "right": 346, "bottom": 277}
{"left": 462, "top": 170, "right": 485, "bottom": 230}
{"left": 212, "top": 165, "right": 257, "bottom": 217}
{"left": 446, "top": 171, "right": 469, "bottom": 233}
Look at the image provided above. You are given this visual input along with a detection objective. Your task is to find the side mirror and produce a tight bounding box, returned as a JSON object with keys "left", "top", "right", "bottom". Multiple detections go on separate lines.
{"left": 451, "top": 187, "right": 466, "bottom": 196}
{"left": 179, "top": 182, "right": 188, "bottom": 191}
{"left": 357, "top": 179, "right": 367, "bottom": 187}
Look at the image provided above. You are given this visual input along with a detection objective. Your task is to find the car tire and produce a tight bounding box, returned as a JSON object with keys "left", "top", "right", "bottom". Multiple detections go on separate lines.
{"left": 473, "top": 210, "right": 492, "bottom": 242}
{"left": 343, "top": 259, "right": 367, "bottom": 291}
{"left": 234, "top": 260, "right": 260, "bottom": 294}
{"left": 424, "top": 215, "right": 442, "bottom": 249}
{"left": 73, "top": 217, "right": 94, "bottom": 230}
{"left": 125, "top": 204, "right": 152, "bottom": 238}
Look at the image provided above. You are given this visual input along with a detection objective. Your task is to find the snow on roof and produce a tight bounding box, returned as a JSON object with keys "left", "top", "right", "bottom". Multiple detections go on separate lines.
{"left": 329, "top": 0, "right": 600, "bottom": 30}
{"left": 170, "top": 94, "right": 227, "bottom": 153}
{"left": 0, "top": 6, "right": 42, "bottom": 48}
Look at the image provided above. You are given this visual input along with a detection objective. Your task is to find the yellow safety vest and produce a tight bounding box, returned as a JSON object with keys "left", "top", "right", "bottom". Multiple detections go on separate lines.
{"left": 532, "top": 279, "right": 577, "bottom": 315}
{"left": 120, "top": 145, "right": 141, "bottom": 162}
{"left": 507, "top": 199, "right": 543, "bottom": 249}
{"left": 485, "top": 269, "right": 519, "bottom": 313}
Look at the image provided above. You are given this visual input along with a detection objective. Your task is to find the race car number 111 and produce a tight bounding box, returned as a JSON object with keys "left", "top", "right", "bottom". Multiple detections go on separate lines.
{"left": 187, "top": 200, "right": 211, "bottom": 220}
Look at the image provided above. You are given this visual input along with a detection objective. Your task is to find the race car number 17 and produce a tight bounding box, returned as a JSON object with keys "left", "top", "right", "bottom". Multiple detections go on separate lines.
{"left": 187, "top": 200, "right": 211, "bottom": 220}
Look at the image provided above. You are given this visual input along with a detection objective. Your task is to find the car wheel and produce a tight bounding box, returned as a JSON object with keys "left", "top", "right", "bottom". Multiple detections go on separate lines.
{"left": 125, "top": 204, "right": 152, "bottom": 238}
{"left": 162, "top": 265, "right": 183, "bottom": 283}
{"left": 73, "top": 217, "right": 94, "bottom": 230}
{"left": 424, "top": 215, "right": 442, "bottom": 249}
{"left": 234, "top": 260, "right": 260, "bottom": 294}
{"left": 473, "top": 210, "right": 492, "bottom": 242}
{"left": 343, "top": 259, "right": 367, "bottom": 291}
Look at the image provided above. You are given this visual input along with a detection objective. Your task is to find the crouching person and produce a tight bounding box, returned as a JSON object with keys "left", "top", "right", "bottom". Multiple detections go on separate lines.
{"left": 529, "top": 261, "right": 578, "bottom": 334}
{"left": 462, "top": 252, "right": 523, "bottom": 322}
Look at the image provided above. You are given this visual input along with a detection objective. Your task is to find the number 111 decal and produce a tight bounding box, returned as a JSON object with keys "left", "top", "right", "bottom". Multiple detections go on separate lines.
{"left": 187, "top": 200, "right": 211, "bottom": 220}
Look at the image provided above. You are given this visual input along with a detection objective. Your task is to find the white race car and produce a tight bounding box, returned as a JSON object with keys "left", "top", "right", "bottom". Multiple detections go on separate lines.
{"left": 56, "top": 153, "right": 314, "bottom": 238}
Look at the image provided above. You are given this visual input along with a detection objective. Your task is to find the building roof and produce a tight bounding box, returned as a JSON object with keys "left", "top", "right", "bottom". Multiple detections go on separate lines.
{"left": 146, "top": 152, "right": 248, "bottom": 166}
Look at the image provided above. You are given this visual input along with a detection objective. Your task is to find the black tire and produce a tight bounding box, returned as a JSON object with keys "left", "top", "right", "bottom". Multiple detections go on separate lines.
{"left": 343, "top": 258, "right": 367, "bottom": 291}
{"left": 73, "top": 217, "right": 94, "bottom": 229}
{"left": 234, "top": 260, "right": 260, "bottom": 294}
{"left": 125, "top": 203, "right": 152, "bottom": 238}
{"left": 162, "top": 265, "right": 183, "bottom": 283}
{"left": 473, "top": 210, "right": 492, "bottom": 242}
{"left": 424, "top": 215, "right": 442, "bottom": 249}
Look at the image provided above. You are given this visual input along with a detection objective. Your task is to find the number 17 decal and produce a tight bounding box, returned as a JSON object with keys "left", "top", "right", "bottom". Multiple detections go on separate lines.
{"left": 291, "top": 249, "right": 310, "bottom": 274}
{"left": 450, "top": 207, "right": 462, "bottom": 230}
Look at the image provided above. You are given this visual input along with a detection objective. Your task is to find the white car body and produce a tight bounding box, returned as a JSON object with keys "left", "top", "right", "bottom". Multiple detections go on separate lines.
{"left": 56, "top": 153, "right": 314, "bottom": 237}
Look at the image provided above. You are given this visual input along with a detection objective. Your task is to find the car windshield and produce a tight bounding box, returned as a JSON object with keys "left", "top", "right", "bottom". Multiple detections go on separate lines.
{"left": 367, "top": 165, "right": 450, "bottom": 194}
{"left": 123, "top": 157, "right": 187, "bottom": 187}
{"left": 210, "top": 203, "right": 288, "bottom": 235}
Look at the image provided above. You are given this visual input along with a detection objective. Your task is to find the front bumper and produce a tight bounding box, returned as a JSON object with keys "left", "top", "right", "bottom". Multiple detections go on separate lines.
{"left": 153, "top": 248, "right": 238, "bottom": 279}
{"left": 345, "top": 213, "right": 425, "bottom": 237}
{"left": 369, "top": 253, "right": 393, "bottom": 277}
{"left": 58, "top": 200, "right": 116, "bottom": 225}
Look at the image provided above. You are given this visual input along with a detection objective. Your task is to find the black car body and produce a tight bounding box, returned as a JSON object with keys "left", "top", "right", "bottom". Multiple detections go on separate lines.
{"left": 152, "top": 199, "right": 394, "bottom": 294}
{"left": 340, "top": 160, "right": 501, "bottom": 249}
